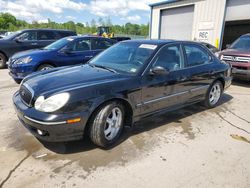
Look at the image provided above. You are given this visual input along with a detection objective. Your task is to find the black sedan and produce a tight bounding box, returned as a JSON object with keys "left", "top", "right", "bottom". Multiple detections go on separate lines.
{"left": 13, "top": 40, "right": 232, "bottom": 148}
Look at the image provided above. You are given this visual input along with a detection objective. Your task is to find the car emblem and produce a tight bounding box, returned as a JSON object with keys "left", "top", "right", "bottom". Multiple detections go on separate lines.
{"left": 232, "top": 57, "right": 236, "bottom": 61}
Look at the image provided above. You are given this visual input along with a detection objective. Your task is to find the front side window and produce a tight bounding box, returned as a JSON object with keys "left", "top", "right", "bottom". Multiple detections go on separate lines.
{"left": 17, "top": 31, "right": 37, "bottom": 41}
{"left": 89, "top": 42, "right": 156, "bottom": 74}
{"left": 152, "top": 44, "right": 183, "bottom": 71}
{"left": 66, "top": 39, "right": 91, "bottom": 51}
{"left": 37, "top": 31, "right": 56, "bottom": 40}
{"left": 184, "top": 44, "right": 210, "bottom": 67}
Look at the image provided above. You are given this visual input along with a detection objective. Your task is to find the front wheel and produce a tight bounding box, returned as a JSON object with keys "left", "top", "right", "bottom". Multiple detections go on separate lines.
{"left": 0, "top": 53, "right": 7, "bottom": 69}
{"left": 204, "top": 81, "right": 223, "bottom": 108}
{"left": 37, "top": 64, "right": 54, "bottom": 71}
{"left": 89, "top": 102, "right": 125, "bottom": 148}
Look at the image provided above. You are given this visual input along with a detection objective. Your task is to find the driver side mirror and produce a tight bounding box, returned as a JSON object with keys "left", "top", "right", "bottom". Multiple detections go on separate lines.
{"left": 61, "top": 48, "right": 72, "bottom": 54}
{"left": 149, "top": 66, "right": 169, "bottom": 76}
{"left": 226, "top": 44, "right": 231, "bottom": 49}
{"left": 14, "top": 38, "right": 22, "bottom": 43}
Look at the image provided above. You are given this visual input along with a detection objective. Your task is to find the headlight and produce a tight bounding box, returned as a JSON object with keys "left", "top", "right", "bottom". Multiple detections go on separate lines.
{"left": 34, "top": 93, "right": 70, "bottom": 112}
{"left": 215, "top": 52, "right": 220, "bottom": 58}
{"left": 15, "top": 56, "right": 33, "bottom": 64}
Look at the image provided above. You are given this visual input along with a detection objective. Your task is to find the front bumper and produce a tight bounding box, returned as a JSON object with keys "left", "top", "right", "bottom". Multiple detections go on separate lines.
{"left": 8, "top": 64, "right": 34, "bottom": 81}
{"left": 13, "top": 92, "right": 88, "bottom": 142}
{"left": 232, "top": 68, "right": 250, "bottom": 81}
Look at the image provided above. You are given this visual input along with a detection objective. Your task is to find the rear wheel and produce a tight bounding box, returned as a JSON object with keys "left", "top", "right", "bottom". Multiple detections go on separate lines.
{"left": 89, "top": 101, "right": 125, "bottom": 148}
{"left": 0, "top": 53, "right": 7, "bottom": 69}
{"left": 37, "top": 64, "right": 54, "bottom": 71}
{"left": 204, "top": 81, "right": 223, "bottom": 108}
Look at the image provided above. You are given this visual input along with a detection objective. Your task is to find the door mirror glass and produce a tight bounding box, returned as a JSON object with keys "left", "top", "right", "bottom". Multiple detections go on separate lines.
{"left": 150, "top": 66, "right": 169, "bottom": 75}
{"left": 61, "top": 48, "right": 72, "bottom": 54}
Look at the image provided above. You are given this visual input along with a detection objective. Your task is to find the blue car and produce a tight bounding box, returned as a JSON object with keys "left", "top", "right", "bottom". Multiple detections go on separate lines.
{"left": 8, "top": 36, "right": 116, "bottom": 83}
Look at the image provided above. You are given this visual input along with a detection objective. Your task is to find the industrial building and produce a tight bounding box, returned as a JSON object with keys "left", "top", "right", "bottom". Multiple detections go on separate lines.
{"left": 149, "top": 0, "right": 250, "bottom": 49}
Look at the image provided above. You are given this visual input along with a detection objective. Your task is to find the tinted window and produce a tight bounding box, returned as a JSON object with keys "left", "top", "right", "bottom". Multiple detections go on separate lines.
{"left": 230, "top": 37, "right": 250, "bottom": 50}
{"left": 58, "top": 31, "right": 75, "bottom": 38}
{"left": 37, "top": 31, "right": 56, "bottom": 40}
{"left": 66, "top": 39, "right": 91, "bottom": 51}
{"left": 17, "top": 31, "right": 37, "bottom": 41}
{"left": 92, "top": 39, "right": 114, "bottom": 50}
{"left": 184, "top": 44, "right": 210, "bottom": 67}
{"left": 153, "top": 44, "right": 183, "bottom": 71}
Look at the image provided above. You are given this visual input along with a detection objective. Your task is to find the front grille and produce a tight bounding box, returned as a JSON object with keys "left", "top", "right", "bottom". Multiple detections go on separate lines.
{"left": 19, "top": 85, "right": 33, "bottom": 106}
{"left": 222, "top": 55, "right": 250, "bottom": 63}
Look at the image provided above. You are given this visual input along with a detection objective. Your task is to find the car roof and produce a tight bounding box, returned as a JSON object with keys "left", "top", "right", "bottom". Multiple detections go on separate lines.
{"left": 21, "top": 29, "right": 75, "bottom": 32}
{"left": 64, "top": 35, "right": 113, "bottom": 40}
{"left": 120, "top": 39, "right": 209, "bottom": 47}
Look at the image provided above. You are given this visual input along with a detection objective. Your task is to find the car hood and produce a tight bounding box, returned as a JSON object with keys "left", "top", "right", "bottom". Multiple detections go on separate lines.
{"left": 220, "top": 48, "right": 250, "bottom": 57}
{"left": 12, "top": 49, "right": 54, "bottom": 59}
{"left": 22, "top": 64, "right": 130, "bottom": 96}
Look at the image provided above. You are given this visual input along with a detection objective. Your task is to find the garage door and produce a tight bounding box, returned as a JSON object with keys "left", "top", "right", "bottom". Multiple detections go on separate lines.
{"left": 160, "top": 5, "right": 194, "bottom": 40}
{"left": 226, "top": 0, "right": 250, "bottom": 21}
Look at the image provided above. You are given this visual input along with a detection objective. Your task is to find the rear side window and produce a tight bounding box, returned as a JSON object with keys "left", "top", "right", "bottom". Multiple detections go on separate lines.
{"left": 183, "top": 44, "right": 210, "bottom": 67}
{"left": 66, "top": 39, "right": 91, "bottom": 51}
{"left": 17, "top": 31, "right": 37, "bottom": 41}
{"left": 37, "top": 31, "right": 56, "bottom": 40}
{"left": 92, "top": 39, "right": 114, "bottom": 50}
{"left": 58, "top": 31, "right": 76, "bottom": 38}
{"left": 153, "top": 44, "right": 183, "bottom": 71}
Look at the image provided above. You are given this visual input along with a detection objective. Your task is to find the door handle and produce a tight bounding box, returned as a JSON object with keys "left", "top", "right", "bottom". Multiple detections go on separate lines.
{"left": 179, "top": 76, "right": 188, "bottom": 81}
{"left": 31, "top": 43, "right": 38, "bottom": 45}
{"left": 85, "top": 55, "right": 93, "bottom": 58}
{"left": 209, "top": 70, "right": 216, "bottom": 74}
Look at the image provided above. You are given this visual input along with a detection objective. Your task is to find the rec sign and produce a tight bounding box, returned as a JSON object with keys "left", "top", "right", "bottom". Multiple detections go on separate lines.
{"left": 198, "top": 30, "right": 210, "bottom": 40}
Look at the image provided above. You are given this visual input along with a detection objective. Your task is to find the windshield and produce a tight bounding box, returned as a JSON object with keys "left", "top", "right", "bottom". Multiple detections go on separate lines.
{"left": 44, "top": 37, "right": 72, "bottom": 50}
{"left": 89, "top": 42, "right": 157, "bottom": 74}
{"left": 3, "top": 31, "right": 21, "bottom": 40}
{"left": 230, "top": 37, "right": 250, "bottom": 50}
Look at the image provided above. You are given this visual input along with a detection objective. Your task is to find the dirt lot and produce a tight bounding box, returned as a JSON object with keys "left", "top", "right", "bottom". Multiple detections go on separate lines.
{"left": 0, "top": 69, "right": 250, "bottom": 188}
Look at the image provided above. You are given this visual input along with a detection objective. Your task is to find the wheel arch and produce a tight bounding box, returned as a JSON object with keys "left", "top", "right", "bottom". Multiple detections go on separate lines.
{"left": 0, "top": 50, "right": 8, "bottom": 60}
{"left": 84, "top": 97, "right": 134, "bottom": 135}
{"left": 213, "top": 76, "right": 225, "bottom": 89}
{"left": 35, "top": 61, "right": 57, "bottom": 71}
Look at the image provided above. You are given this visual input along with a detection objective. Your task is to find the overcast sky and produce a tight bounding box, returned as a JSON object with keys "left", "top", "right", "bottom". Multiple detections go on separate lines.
{"left": 0, "top": 0, "right": 163, "bottom": 25}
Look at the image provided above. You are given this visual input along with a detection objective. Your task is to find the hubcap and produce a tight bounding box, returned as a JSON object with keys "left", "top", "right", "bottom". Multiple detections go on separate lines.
{"left": 209, "top": 83, "right": 221, "bottom": 105}
{"left": 104, "top": 107, "right": 122, "bottom": 140}
{"left": 41, "top": 66, "right": 52, "bottom": 71}
{"left": 0, "top": 57, "right": 3, "bottom": 64}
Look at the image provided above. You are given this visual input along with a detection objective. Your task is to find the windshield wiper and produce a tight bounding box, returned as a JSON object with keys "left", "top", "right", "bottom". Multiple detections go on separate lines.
{"left": 89, "top": 64, "right": 117, "bottom": 73}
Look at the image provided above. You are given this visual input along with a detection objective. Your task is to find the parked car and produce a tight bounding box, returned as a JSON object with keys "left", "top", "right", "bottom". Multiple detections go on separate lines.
{"left": 199, "top": 42, "right": 219, "bottom": 53}
{"left": 13, "top": 40, "right": 232, "bottom": 148}
{"left": 218, "top": 34, "right": 250, "bottom": 81}
{"left": 0, "top": 29, "right": 76, "bottom": 69}
{"left": 8, "top": 36, "right": 116, "bottom": 84}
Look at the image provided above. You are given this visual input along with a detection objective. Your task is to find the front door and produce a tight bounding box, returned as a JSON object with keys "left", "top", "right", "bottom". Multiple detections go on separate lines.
{"left": 140, "top": 44, "right": 190, "bottom": 115}
{"left": 57, "top": 38, "right": 93, "bottom": 66}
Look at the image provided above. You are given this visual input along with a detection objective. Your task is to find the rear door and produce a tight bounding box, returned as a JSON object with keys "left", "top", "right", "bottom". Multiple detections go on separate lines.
{"left": 140, "top": 43, "right": 191, "bottom": 114}
{"left": 37, "top": 30, "right": 57, "bottom": 48}
{"left": 181, "top": 43, "right": 215, "bottom": 102}
{"left": 57, "top": 38, "right": 92, "bottom": 66}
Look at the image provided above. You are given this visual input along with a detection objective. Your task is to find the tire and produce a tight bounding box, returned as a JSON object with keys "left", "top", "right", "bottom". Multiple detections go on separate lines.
{"left": 89, "top": 101, "right": 125, "bottom": 148}
{"left": 204, "top": 81, "right": 223, "bottom": 108}
{"left": 14, "top": 79, "right": 22, "bottom": 84}
{"left": 0, "top": 53, "right": 7, "bottom": 69}
{"left": 37, "top": 64, "right": 54, "bottom": 71}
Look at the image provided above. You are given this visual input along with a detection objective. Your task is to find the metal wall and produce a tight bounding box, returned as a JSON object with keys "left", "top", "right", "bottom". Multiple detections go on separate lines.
{"left": 150, "top": 0, "right": 227, "bottom": 48}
